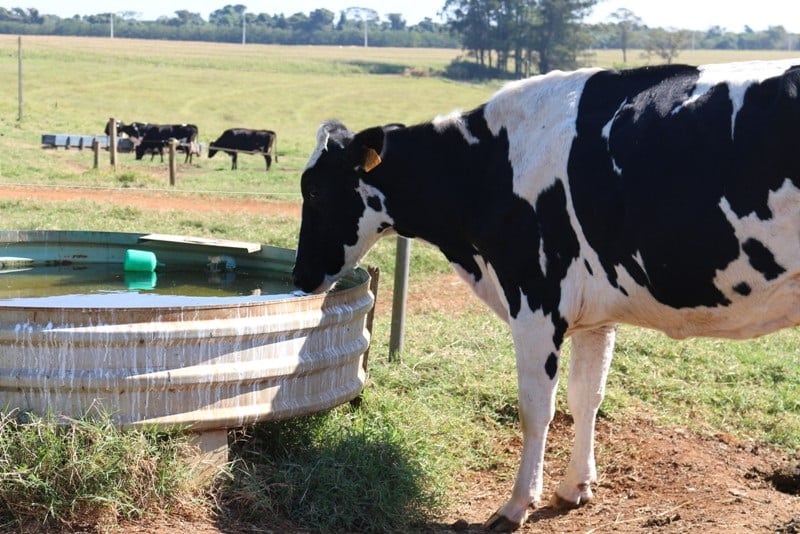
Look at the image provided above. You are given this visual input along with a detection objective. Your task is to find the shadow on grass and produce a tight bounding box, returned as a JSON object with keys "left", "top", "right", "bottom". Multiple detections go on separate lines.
{"left": 345, "top": 60, "right": 408, "bottom": 75}
{"left": 217, "top": 409, "right": 442, "bottom": 533}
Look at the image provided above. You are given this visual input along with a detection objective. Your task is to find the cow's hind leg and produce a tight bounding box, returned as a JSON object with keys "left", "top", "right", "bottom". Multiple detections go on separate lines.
{"left": 485, "top": 309, "right": 562, "bottom": 531}
{"left": 551, "top": 325, "right": 615, "bottom": 508}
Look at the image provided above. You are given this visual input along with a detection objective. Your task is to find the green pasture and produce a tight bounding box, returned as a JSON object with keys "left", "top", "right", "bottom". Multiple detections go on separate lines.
{"left": 0, "top": 36, "right": 797, "bottom": 531}
{"left": 0, "top": 35, "right": 496, "bottom": 199}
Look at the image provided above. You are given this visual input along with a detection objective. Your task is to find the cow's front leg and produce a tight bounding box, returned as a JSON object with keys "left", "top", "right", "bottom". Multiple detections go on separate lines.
{"left": 485, "top": 311, "right": 562, "bottom": 531}
{"left": 551, "top": 325, "right": 615, "bottom": 508}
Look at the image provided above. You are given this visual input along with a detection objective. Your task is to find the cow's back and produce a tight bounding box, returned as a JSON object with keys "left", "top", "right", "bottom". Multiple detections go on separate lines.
{"left": 483, "top": 61, "right": 800, "bottom": 340}
{"left": 214, "top": 129, "right": 273, "bottom": 151}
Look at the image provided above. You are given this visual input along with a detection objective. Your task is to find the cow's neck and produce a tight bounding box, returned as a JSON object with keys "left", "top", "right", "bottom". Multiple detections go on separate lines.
{"left": 374, "top": 112, "right": 510, "bottom": 265}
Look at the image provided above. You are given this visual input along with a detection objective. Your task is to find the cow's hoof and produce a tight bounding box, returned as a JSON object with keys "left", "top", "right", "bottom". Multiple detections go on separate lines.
{"left": 548, "top": 486, "right": 592, "bottom": 510}
{"left": 484, "top": 511, "right": 524, "bottom": 532}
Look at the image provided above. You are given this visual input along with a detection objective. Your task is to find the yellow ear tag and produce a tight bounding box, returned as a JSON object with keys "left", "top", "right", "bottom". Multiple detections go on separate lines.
{"left": 363, "top": 148, "right": 382, "bottom": 173}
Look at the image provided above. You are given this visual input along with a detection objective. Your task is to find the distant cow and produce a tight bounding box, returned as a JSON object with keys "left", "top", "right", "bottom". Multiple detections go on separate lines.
{"left": 105, "top": 120, "right": 149, "bottom": 141}
{"left": 208, "top": 128, "right": 278, "bottom": 171}
{"left": 134, "top": 124, "right": 199, "bottom": 163}
{"left": 293, "top": 59, "right": 800, "bottom": 531}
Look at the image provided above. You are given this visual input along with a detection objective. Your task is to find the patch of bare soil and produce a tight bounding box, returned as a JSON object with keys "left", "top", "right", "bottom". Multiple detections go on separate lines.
{"left": 119, "top": 415, "right": 798, "bottom": 534}
{"left": 437, "top": 413, "right": 799, "bottom": 533}
{"left": 7, "top": 184, "right": 798, "bottom": 533}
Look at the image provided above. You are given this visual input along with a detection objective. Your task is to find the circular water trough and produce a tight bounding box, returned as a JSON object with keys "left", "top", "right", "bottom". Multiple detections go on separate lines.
{"left": 0, "top": 230, "right": 374, "bottom": 470}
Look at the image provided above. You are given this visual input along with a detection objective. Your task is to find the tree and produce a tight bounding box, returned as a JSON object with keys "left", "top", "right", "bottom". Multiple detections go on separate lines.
{"left": 307, "top": 9, "right": 335, "bottom": 32}
{"left": 442, "top": 0, "right": 499, "bottom": 68}
{"left": 209, "top": 4, "right": 246, "bottom": 26}
{"left": 171, "top": 10, "right": 204, "bottom": 26}
{"left": 609, "top": 7, "right": 641, "bottom": 63}
{"left": 529, "top": 0, "right": 596, "bottom": 73}
{"left": 344, "top": 7, "right": 379, "bottom": 46}
{"left": 386, "top": 13, "right": 406, "bottom": 31}
{"left": 644, "top": 28, "right": 689, "bottom": 64}
{"left": 444, "top": 0, "right": 596, "bottom": 75}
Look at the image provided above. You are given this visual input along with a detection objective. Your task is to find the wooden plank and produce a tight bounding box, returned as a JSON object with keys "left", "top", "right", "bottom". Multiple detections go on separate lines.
{"left": 139, "top": 234, "right": 261, "bottom": 253}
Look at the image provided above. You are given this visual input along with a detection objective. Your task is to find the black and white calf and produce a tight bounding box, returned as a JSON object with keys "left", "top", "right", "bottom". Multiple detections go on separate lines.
{"left": 293, "top": 59, "right": 800, "bottom": 531}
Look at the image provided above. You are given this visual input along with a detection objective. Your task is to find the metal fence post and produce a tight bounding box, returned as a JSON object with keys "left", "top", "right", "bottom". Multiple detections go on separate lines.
{"left": 389, "top": 236, "right": 410, "bottom": 361}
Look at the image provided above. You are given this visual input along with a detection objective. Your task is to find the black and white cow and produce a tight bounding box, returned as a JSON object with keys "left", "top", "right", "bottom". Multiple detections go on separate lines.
{"left": 208, "top": 128, "right": 278, "bottom": 171}
{"left": 134, "top": 123, "right": 199, "bottom": 163}
{"left": 293, "top": 58, "right": 800, "bottom": 531}
{"left": 105, "top": 120, "right": 149, "bottom": 140}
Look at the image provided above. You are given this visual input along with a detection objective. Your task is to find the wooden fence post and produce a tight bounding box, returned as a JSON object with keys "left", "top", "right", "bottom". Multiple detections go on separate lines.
{"left": 168, "top": 138, "right": 178, "bottom": 186}
{"left": 107, "top": 117, "right": 117, "bottom": 170}
{"left": 17, "top": 36, "right": 23, "bottom": 122}
{"left": 92, "top": 139, "right": 100, "bottom": 169}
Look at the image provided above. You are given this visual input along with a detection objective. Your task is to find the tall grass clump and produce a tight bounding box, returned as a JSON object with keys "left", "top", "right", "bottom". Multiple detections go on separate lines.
{"left": 222, "top": 395, "right": 446, "bottom": 533}
{"left": 0, "top": 409, "right": 206, "bottom": 531}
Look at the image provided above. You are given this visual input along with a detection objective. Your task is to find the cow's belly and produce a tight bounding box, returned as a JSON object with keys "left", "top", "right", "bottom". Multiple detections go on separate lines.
{"left": 610, "top": 270, "right": 800, "bottom": 340}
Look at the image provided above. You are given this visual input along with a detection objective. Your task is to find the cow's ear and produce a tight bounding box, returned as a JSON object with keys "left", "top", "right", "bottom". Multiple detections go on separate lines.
{"left": 360, "top": 148, "right": 382, "bottom": 173}
{"left": 348, "top": 127, "right": 384, "bottom": 173}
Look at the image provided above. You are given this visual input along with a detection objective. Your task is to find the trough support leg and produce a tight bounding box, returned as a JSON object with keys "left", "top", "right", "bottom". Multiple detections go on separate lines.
{"left": 362, "top": 266, "right": 380, "bottom": 372}
{"left": 188, "top": 429, "right": 229, "bottom": 483}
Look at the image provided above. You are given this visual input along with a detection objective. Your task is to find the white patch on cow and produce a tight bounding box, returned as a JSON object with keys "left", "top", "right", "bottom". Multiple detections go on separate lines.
{"left": 340, "top": 180, "right": 395, "bottom": 275}
{"left": 432, "top": 110, "right": 480, "bottom": 145}
{"left": 680, "top": 59, "right": 799, "bottom": 139}
{"left": 304, "top": 125, "right": 331, "bottom": 171}
{"left": 631, "top": 250, "right": 650, "bottom": 284}
{"left": 452, "top": 256, "right": 510, "bottom": 322}
{"left": 711, "top": 178, "right": 800, "bottom": 334}
{"left": 538, "top": 234, "right": 548, "bottom": 278}
{"left": 593, "top": 175, "right": 800, "bottom": 339}
{"left": 483, "top": 68, "right": 601, "bottom": 203}
{"left": 555, "top": 325, "right": 615, "bottom": 506}
{"left": 502, "top": 301, "right": 562, "bottom": 514}
{"left": 602, "top": 100, "right": 627, "bottom": 175}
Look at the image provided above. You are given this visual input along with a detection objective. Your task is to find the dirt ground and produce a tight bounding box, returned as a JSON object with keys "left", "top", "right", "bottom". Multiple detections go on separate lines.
{"left": 4, "top": 184, "right": 798, "bottom": 533}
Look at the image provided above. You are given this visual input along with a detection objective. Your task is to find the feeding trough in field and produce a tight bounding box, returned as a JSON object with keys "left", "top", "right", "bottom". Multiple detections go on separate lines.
{"left": 41, "top": 133, "right": 135, "bottom": 152}
{"left": 0, "top": 230, "right": 374, "bottom": 470}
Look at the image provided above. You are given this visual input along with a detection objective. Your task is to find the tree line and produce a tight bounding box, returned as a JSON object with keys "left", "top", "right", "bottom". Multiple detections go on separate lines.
{"left": 0, "top": 5, "right": 458, "bottom": 48}
{"left": 442, "top": 0, "right": 799, "bottom": 78}
{"left": 2, "top": 3, "right": 798, "bottom": 77}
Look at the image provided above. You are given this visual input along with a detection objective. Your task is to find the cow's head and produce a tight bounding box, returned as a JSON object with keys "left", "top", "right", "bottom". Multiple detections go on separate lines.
{"left": 292, "top": 120, "right": 396, "bottom": 293}
{"left": 104, "top": 120, "right": 122, "bottom": 137}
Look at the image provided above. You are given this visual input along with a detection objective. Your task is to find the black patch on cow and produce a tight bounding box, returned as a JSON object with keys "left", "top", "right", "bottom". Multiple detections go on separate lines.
{"left": 567, "top": 63, "right": 800, "bottom": 309}
{"left": 719, "top": 66, "right": 800, "bottom": 220}
{"left": 584, "top": 260, "right": 593, "bottom": 275}
{"left": 366, "top": 195, "right": 382, "bottom": 211}
{"left": 618, "top": 285, "right": 628, "bottom": 297}
{"left": 377, "top": 222, "right": 391, "bottom": 233}
{"left": 356, "top": 107, "right": 576, "bottom": 348}
{"left": 742, "top": 238, "right": 786, "bottom": 281}
{"left": 544, "top": 353, "right": 558, "bottom": 380}
{"left": 733, "top": 282, "right": 752, "bottom": 296}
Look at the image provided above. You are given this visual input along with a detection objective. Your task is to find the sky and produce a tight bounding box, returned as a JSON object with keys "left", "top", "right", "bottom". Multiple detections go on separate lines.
{"left": 5, "top": 0, "right": 800, "bottom": 33}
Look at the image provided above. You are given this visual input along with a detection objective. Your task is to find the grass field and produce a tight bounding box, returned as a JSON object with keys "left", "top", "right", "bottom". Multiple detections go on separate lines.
{"left": 0, "top": 36, "right": 797, "bottom": 531}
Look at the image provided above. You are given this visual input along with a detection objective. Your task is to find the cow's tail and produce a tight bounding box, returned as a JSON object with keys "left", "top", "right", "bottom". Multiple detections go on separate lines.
{"left": 271, "top": 133, "right": 278, "bottom": 163}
